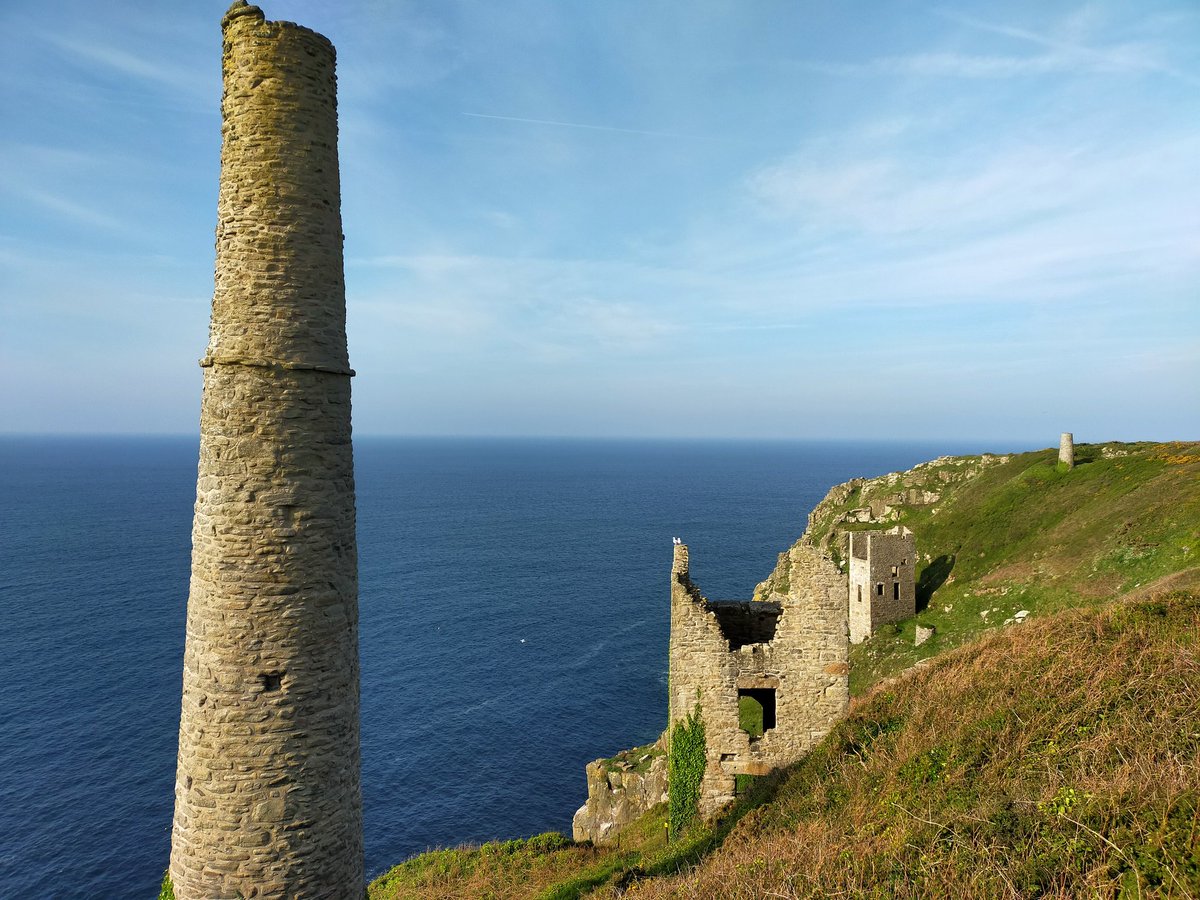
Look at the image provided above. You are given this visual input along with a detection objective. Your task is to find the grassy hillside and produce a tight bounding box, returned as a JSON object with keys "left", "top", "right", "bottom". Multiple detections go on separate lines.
{"left": 368, "top": 441, "right": 1200, "bottom": 899}
{"left": 759, "top": 440, "right": 1200, "bottom": 694}
{"left": 609, "top": 589, "right": 1200, "bottom": 898}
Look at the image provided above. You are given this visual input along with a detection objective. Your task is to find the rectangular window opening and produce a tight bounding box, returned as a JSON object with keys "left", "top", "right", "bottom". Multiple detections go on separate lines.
{"left": 738, "top": 688, "right": 777, "bottom": 739}
{"left": 893, "top": 582, "right": 900, "bottom": 601}
{"left": 876, "top": 583, "right": 884, "bottom": 596}
{"left": 735, "top": 773, "right": 760, "bottom": 796}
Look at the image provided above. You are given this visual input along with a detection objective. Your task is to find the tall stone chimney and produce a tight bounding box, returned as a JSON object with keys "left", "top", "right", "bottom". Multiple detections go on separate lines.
{"left": 169, "top": 3, "right": 362, "bottom": 896}
{"left": 1059, "top": 432, "right": 1075, "bottom": 469}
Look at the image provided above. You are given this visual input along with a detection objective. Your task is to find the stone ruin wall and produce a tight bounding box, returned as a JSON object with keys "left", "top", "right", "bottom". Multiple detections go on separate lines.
{"left": 669, "top": 543, "right": 848, "bottom": 817}
{"left": 169, "top": 4, "right": 362, "bottom": 897}
{"left": 847, "top": 528, "right": 916, "bottom": 644}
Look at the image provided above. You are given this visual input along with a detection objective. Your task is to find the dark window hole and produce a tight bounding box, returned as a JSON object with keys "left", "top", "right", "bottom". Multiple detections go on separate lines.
{"left": 738, "top": 688, "right": 777, "bottom": 738}
{"left": 260, "top": 672, "right": 283, "bottom": 692}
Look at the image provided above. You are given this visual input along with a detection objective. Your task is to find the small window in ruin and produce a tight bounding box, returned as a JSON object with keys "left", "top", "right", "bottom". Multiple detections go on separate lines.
{"left": 856, "top": 585, "right": 862, "bottom": 603}
{"left": 901, "top": 558, "right": 908, "bottom": 566}
{"left": 876, "top": 583, "right": 884, "bottom": 596}
{"left": 891, "top": 565, "right": 899, "bottom": 577}
{"left": 735, "top": 774, "right": 759, "bottom": 796}
{"left": 738, "top": 688, "right": 777, "bottom": 738}
{"left": 260, "top": 672, "right": 282, "bottom": 692}
{"left": 893, "top": 582, "right": 900, "bottom": 601}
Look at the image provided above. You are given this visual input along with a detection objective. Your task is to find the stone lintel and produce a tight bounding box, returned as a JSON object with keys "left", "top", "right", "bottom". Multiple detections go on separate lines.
{"left": 737, "top": 674, "right": 780, "bottom": 690}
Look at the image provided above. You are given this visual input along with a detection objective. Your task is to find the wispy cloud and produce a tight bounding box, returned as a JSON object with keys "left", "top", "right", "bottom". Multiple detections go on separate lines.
{"left": 937, "top": 8, "right": 1200, "bottom": 85}
{"left": 782, "top": 7, "right": 1199, "bottom": 85}
{"left": 747, "top": 132, "right": 1199, "bottom": 241}
{"left": 2, "top": 183, "right": 129, "bottom": 233}
{"left": 35, "top": 30, "right": 204, "bottom": 95}
{"left": 792, "top": 53, "right": 1066, "bottom": 79}
{"left": 348, "top": 251, "right": 685, "bottom": 364}
{"left": 462, "top": 112, "right": 704, "bottom": 141}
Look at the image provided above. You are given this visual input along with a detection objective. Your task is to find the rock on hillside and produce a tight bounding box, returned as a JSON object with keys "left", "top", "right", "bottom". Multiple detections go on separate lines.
{"left": 572, "top": 744, "right": 668, "bottom": 846}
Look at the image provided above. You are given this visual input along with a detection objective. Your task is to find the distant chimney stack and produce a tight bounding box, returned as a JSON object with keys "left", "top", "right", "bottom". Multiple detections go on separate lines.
{"left": 1059, "top": 432, "right": 1075, "bottom": 469}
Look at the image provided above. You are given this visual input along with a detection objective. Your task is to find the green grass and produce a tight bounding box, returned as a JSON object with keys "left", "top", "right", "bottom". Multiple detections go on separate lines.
{"left": 383, "top": 590, "right": 1198, "bottom": 898}
{"left": 596, "top": 742, "right": 663, "bottom": 777}
{"left": 367, "top": 832, "right": 606, "bottom": 900}
{"left": 738, "top": 695, "right": 765, "bottom": 738}
{"left": 794, "top": 441, "right": 1200, "bottom": 694}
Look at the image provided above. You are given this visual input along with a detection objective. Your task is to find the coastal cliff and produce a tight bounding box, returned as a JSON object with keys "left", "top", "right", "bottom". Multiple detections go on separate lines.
{"left": 369, "top": 440, "right": 1200, "bottom": 899}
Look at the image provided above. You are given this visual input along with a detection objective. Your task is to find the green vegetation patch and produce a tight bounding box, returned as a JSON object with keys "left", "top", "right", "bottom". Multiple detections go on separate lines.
{"left": 826, "top": 442, "right": 1200, "bottom": 694}
{"left": 368, "top": 832, "right": 601, "bottom": 900}
{"left": 597, "top": 742, "right": 664, "bottom": 777}
{"left": 738, "top": 694, "right": 764, "bottom": 738}
{"left": 667, "top": 704, "right": 706, "bottom": 840}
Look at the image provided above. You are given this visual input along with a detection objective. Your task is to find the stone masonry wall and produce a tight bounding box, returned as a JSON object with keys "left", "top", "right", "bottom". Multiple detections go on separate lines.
{"left": 669, "top": 543, "right": 847, "bottom": 818}
{"left": 169, "top": 4, "right": 362, "bottom": 897}
{"left": 848, "top": 528, "right": 916, "bottom": 644}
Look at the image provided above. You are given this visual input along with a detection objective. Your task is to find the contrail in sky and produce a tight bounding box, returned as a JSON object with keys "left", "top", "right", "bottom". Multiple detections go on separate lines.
{"left": 462, "top": 112, "right": 700, "bottom": 140}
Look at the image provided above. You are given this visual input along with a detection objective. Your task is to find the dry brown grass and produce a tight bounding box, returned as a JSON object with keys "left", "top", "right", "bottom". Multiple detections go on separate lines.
{"left": 610, "top": 591, "right": 1200, "bottom": 899}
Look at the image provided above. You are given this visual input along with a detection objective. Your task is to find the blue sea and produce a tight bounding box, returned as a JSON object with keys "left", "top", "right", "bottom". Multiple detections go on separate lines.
{"left": 0, "top": 435, "right": 991, "bottom": 897}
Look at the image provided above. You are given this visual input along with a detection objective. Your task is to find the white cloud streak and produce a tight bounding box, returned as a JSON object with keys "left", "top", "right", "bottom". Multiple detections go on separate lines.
{"left": 35, "top": 30, "right": 205, "bottom": 95}
{"left": 937, "top": 8, "right": 1200, "bottom": 85}
{"left": 462, "top": 112, "right": 704, "bottom": 140}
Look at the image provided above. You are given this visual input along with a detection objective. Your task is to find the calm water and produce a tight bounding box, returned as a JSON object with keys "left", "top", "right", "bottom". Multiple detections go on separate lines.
{"left": 0, "top": 436, "right": 988, "bottom": 897}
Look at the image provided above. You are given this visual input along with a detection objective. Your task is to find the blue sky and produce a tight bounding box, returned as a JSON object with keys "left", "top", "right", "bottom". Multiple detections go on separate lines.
{"left": 2, "top": 1, "right": 1197, "bottom": 441}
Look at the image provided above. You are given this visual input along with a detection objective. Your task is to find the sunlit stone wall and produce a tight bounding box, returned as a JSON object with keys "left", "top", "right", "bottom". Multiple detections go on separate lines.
{"left": 169, "top": 3, "right": 362, "bottom": 896}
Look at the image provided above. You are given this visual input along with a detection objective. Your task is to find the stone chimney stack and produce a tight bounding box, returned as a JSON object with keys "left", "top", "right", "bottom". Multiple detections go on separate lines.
{"left": 169, "top": 3, "right": 362, "bottom": 896}
{"left": 1059, "top": 432, "right": 1075, "bottom": 469}
{"left": 672, "top": 541, "right": 690, "bottom": 579}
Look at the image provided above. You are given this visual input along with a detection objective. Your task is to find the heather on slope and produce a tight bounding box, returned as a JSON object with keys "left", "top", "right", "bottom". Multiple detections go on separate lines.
{"left": 614, "top": 591, "right": 1200, "bottom": 899}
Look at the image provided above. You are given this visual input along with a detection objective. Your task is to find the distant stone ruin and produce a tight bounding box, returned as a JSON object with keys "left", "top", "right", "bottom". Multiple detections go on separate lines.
{"left": 169, "top": 3, "right": 362, "bottom": 896}
{"left": 667, "top": 542, "right": 847, "bottom": 817}
{"left": 1060, "top": 432, "right": 1075, "bottom": 469}
{"left": 847, "top": 526, "right": 916, "bottom": 643}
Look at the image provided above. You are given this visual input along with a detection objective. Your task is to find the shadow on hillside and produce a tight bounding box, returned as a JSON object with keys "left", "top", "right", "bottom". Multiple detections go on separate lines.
{"left": 917, "top": 555, "right": 955, "bottom": 611}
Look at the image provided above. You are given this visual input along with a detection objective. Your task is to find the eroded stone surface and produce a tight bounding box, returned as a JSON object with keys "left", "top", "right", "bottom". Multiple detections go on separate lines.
{"left": 169, "top": 4, "right": 362, "bottom": 897}
{"left": 668, "top": 543, "right": 848, "bottom": 818}
{"left": 572, "top": 744, "right": 668, "bottom": 845}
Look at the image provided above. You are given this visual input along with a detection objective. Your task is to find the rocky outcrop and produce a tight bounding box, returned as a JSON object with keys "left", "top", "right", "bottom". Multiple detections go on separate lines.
{"left": 791, "top": 453, "right": 1011, "bottom": 567}
{"left": 572, "top": 743, "right": 668, "bottom": 845}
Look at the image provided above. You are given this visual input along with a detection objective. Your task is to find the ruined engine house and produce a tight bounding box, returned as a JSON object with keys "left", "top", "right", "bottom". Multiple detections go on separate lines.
{"left": 667, "top": 542, "right": 848, "bottom": 816}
